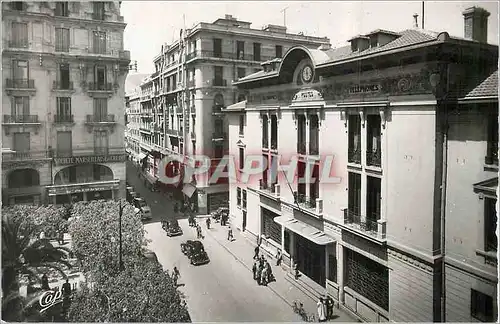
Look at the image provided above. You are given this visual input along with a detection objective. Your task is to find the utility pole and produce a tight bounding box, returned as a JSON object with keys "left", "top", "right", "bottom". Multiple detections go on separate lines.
{"left": 281, "top": 6, "right": 289, "bottom": 28}
{"left": 421, "top": 1, "right": 425, "bottom": 29}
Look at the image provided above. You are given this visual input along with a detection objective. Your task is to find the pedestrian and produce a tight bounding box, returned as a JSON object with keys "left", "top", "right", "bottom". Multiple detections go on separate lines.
{"left": 254, "top": 245, "right": 260, "bottom": 260}
{"left": 206, "top": 217, "right": 211, "bottom": 229}
{"left": 39, "top": 231, "right": 45, "bottom": 240}
{"left": 325, "top": 294, "right": 334, "bottom": 320}
{"left": 265, "top": 260, "right": 273, "bottom": 283}
{"left": 317, "top": 297, "right": 327, "bottom": 322}
{"left": 275, "top": 249, "right": 283, "bottom": 266}
{"left": 41, "top": 274, "right": 50, "bottom": 290}
{"left": 173, "top": 266, "right": 180, "bottom": 279}
{"left": 252, "top": 261, "right": 257, "bottom": 280}
{"left": 58, "top": 230, "right": 65, "bottom": 245}
{"left": 293, "top": 261, "right": 299, "bottom": 280}
{"left": 62, "top": 279, "right": 72, "bottom": 310}
{"left": 196, "top": 225, "right": 201, "bottom": 239}
{"left": 227, "top": 227, "right": 233, "bottom": 241}
{"left": 261, "top": 266, "right": 268, "bottom": 286}
{"left": 257, "top": 264, "right": 263, "bottom": 285}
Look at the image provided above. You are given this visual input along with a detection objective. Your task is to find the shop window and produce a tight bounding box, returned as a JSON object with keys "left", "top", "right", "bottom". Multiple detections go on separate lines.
{"left": 261, "top": 208, "right": 281, "bottom": 245}
{"left": 471, "top": 289, "right": 494, "bottom": 322}
{"left": 345, "top": 249, "right": 388, "bottom": 311}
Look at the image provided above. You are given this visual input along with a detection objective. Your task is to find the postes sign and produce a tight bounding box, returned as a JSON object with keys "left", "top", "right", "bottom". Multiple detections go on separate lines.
{"left": 54, "top": 154, "right": 126, "bottom": 165}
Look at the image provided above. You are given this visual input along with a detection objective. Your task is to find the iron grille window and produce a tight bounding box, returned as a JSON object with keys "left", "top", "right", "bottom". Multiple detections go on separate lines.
{"left": 55, "top": 28, "right": 70, "bottom": 52}
{"left": 262, "top": 115, "right": 269, "bottom": 148}
{"left": 471, "top": 289, "right": 494, "bottom": 322}
{"left": 348, "top": 115, "right": 362, "bottom": 164}
{"left": 270, "top": 115, "right": 278, "bottom": 150}
{"left": 56, "top": 97, "right": 71, "bottom": 120}
{"left": 345, "top": 249, "right": 389, "bottom": 311}
{"left": 261, "top": 208, "right": 281, "bottom": 244}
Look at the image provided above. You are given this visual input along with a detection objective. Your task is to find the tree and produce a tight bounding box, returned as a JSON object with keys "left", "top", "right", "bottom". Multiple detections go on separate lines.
{"left": 68, "top": 260, "right": 191, "bottom": 323}
{"left": 1, "top": 213, "right": 72, "bottom": 322}
{"left": 68, "top": 200, "right": 148, "bottom": 280}
{"left": 2, "top": 205, "right": 68, "bottom": 239}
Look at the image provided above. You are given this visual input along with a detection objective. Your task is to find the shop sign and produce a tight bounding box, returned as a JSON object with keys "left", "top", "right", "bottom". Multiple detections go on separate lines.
{"left": 54, "top": 154, "right": 126, "bottom": 165}
{"left": 48, "top": 183, "right": 119, "bottom": 196}
{"left": 347, "top": 84, "right": 381, "bottom": 94}
{"left": 292, "top": 89, "right": 324, "bottom": 102}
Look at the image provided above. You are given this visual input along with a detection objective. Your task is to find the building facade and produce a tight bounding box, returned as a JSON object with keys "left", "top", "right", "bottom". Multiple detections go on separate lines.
{"left": 226, "top": 7, "right": 498, "bottom": 322}
{"left": 2, "top": 1, "right": 130, "bottom": 205}
{"left": 125, "top": 15, "right": 330, "bottom": 214}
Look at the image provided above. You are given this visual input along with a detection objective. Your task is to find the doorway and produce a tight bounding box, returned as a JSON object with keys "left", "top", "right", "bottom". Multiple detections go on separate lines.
{"left": 294, "top": 234, "right": 326, "bottom": 286}
{"left": 242, "top": 210, "right": 247, "bottom": 231}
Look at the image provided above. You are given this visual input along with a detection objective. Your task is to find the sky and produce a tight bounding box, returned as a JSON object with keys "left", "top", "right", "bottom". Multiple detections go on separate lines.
{"left": 121, "top": 1, "right": 499, "bottom": 74}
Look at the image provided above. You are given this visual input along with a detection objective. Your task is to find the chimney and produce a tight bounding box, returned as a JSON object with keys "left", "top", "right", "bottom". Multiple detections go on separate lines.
{"left": 318, "top": 43, "right": 331, "bottom": 51}
{"left": 413, "top": 13, "right": 419, "bottom": 28}
{"left": 463, "top": 7, "right": 490, "bottom": 42}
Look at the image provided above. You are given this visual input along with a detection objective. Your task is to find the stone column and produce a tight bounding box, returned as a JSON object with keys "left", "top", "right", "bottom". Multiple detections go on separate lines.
{"left": 337, "top": 243, "right": 345, "bottom": 303}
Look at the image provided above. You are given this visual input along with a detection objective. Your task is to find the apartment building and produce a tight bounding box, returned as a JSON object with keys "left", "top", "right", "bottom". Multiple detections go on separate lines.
{"left": 124, "top": 74, "right": 148, "bottom": 168}
{"left": 125, "top": 15, "right": 330, "bottom": 214}
{"left": 2, "top": 1, "right": 130, "bottom": 205}
{"left": 225, "top": 7, "right": 498, "bottom": 322}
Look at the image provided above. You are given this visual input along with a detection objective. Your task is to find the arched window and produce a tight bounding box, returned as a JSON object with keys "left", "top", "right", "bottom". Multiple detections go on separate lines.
{"left": 54, "top": 164, "right": 113, "bottom": 185}
{"left": 8, "top": 169, "right": 40, "bottom": 188}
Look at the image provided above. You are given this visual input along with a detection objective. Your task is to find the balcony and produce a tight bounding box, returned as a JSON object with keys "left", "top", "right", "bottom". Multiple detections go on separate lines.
{"left": 86, "top": 115, "right": 115, "bottom": 124}
{"left": 2, "top": 150, "right": 51, "bottom": 164}
{"left": 87, "top": 82, "right": 114, "bottom": 96}
{"left": 54, "top": 115, "right": 74, "bottom": 124}
{"left": 212, "top": 132, "right": 226, "bottom": 141}
{"left": 211, "top": 79, "right": 227, "bottom": 87}
{"left": 294, "top": 192, "right": 323, "bottom": 216}
{"left": 297, "top": 142, "right": 306, "bottom": 155}
{"left": 8, "top": 39, "right": 28, "bottom": 48}
{"left": 5, "top": 79, "right": 36, "bottom": 96}
{"left": 3, "top": 115, "right": 39, "bottom": 124}
{"left": 366, "top": 150, "right": 382, "bottom": 168}
{"left": 119, "top": 50, "right": 131, "bottom": 60}
{"left": 348, "top": 149, "right": 361, "bottom": 164}
{"left": 52, "top": 81, "right": 74, "bottom": 91}
{"left": 92, "top": 12, "right": 105, "bottom": 21}
{"left": 259, "top": 180, "right": 280, "bottom": 198}
{"left": 343, "top": 209, "right": 386, "bottom": 242}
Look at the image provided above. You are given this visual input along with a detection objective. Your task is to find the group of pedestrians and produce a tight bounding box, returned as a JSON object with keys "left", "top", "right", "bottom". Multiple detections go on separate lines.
{"left": 317, "top": 295, "right": 335, "bottom": 322}
{"left": 252, "top": 254, "right": 275, "bottom": 286}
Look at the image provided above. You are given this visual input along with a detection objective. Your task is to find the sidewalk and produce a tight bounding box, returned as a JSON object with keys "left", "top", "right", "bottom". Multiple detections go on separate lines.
{"left": 202, "top": 220, "right": 358, "bottom": 322}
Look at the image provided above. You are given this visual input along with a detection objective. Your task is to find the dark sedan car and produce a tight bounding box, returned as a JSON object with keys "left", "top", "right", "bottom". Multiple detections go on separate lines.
{"left": 180, "top": 240, "right": 210, "bottom": 266}
{"left": 162, "top": 220, "right": 183, "bottom": 237}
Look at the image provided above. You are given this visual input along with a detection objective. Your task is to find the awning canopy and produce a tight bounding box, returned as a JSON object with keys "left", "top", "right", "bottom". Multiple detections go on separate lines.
{"left": 274, "top": 216, "right": 335, "bottom": 245}
{"left": 182, "top": 183, "right": 197, "bottom": 198}
{"left": 473, "top": 177, "right": 498, "bottom": 198}
{"left": 137, "top": 153, "right": 147, "bottom": 160}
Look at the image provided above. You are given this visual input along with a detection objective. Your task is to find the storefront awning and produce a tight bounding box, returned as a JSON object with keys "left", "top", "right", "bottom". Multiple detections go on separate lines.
{"left": 473, "top": 177, "right": 498, "bottom": 198}
{"left": 137, "top": 153, "right": 147, "bottom": 161}
{"left": 182, "top": 183, "right": 196, "bottom": 198}
{"left": 274, "top": 216, "right": 335, "bottom": 245}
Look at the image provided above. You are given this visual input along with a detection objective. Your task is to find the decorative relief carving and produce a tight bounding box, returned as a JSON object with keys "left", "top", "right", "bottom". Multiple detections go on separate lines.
{"left": 387, "top": 249, "right": 433, "bottom": 273}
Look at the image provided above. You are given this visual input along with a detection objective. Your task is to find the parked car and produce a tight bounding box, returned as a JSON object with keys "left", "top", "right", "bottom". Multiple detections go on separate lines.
{"left": 134, "top": 197, "right": 152, "bottom": 220}
{"left": 126, "top": 186, "right": 134, "bottom": 201}
{"left": 180, "top": 240, "right": 210, "bottom": 265}
{"left": 162, "top": 219, "right": 183, "bottom": 237}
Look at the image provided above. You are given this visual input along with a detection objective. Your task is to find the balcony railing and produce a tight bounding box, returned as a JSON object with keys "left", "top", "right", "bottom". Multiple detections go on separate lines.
{"left": 87, "top": 82, "right": 113, "bottom": 91}
{"left": 310, "top": 142, "right": 319, "bottom": 155}
{"left": 271, "top": 139, "right": 278, "bottom": 150}
{"left": 344, "top": 210, "right": 380, "bottom": 234}
{"left": 297, "top": 142, "right": 306, "bottom": 155}
{"left": 54, "top": 146, "right": 126, "bottom": 158}
{"left": 3, "top": 115, "right": 39, "bottom": 123}
{"left": 295, "top": 192, "right": 316, "bottom": 209}
{"left": 2, "top": 150, "right": 51, "bottom": 162}
{"left": 212, "top": 132, "right": 226, "bottom": 140}
{"left": 8, "top": 39, "right": 28, "bottom": 48}
{"left": 212, "top": 79, "right": 227, "bottom": 87}
{"left": 5, "top": 78, "right": 35, "bottom": 89}
{"left": 92, "top": 12, "right": 105, "bottom": 20}
{"left": 366, "top": 150, "right": 381, "bottom": 167}
{"left": 348, "top": 148, "right": 361, "bottom": 164}
{"left": 85, "top": 114, "right": 116, "bottom": 123}
{"left": 53, "top": 81, "right": 74, "bottom": 90}
{"left": 185, "top": 50, "right": 274, "bottom": 62}
{"left": 54, "top": 115, "right": 74, "bottom": 123}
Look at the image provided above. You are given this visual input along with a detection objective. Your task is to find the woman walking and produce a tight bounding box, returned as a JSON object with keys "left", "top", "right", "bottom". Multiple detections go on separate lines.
{"left": 317, "top": 297, "right": 327, "bottom": 322}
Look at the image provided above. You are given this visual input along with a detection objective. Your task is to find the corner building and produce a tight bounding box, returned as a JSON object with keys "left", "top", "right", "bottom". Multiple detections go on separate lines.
{"left": 2, "top": 1, "right": 130, "bottom": 205}
{"left": 125, "top": 15, "right": 330, "bottom": 214}
{"left": 226, "top": 7, "right": 498, "bottom": 322}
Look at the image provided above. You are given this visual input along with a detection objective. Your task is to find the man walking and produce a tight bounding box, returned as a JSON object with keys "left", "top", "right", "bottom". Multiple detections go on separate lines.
{"left": 254, "top": 245, "right": 260, "bottom": 260}
{"left": 227, "top": 227, "right": 233, "bottom": 241}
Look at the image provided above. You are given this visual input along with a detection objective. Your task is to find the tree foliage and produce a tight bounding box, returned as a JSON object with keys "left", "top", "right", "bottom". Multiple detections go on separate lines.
{"left": 68, "top": 200, "right": 148, "bottom": 280}
{"left": 68, "top": 261, "right": 191, "bottom": 323}
{"left": 2, "top": 205, "right": 68, "bottom": 239}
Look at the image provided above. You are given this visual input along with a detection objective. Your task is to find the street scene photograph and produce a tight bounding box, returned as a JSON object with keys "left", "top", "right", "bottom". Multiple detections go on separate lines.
{"left": 1, "top": 0, "right": 499, "bottom": 322}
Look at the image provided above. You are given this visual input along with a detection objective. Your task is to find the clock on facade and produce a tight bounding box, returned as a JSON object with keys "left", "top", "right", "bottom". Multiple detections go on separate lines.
{"left": 301, "top": 65, "right": 313, "bottom": 83}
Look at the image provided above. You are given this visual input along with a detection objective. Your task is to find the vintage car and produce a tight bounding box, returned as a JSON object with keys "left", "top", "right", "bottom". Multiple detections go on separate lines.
{"left": 211, "top": 206, "right": 229, "bottom": 221}
{"left": 180, "top": 240, "right": 210, "bottom": 265}
{"left": 134, "top": 197, "right": 152, "bottom": 220}
{"left": 162, "top": 219, "right": 183, "bottom": 237}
